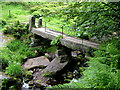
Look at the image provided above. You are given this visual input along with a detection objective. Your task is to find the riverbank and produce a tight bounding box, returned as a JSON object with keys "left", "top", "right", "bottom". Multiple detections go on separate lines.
{"left": 0, "top": 31, "right": 14, "bottom": 48}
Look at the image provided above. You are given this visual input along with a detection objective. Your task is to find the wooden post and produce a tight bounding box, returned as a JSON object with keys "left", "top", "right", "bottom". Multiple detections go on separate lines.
{"left": 28, "top": 16, "right": 35, "bottom": 31}
{"left": 38, "top": 17, "right": 42, "bottom": 28}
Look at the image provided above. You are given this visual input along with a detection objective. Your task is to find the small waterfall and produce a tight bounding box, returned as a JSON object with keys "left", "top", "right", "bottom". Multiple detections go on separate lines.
{"left": 22, "top": 78, "right": 30, "bottom": 90}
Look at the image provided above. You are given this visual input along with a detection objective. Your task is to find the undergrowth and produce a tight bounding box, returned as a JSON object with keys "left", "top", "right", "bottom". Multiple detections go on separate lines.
{"left": 50, "top": 38, "right": 120, "bottom": 88}
{"left": 0, "top": 39, "right": 38, "bottom": 77}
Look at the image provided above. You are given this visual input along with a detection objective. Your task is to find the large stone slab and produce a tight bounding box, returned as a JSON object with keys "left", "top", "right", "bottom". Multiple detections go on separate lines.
{"left": 23, "top": 56, "right": 50, "bottom": 69}
{"left": 33, "top": 56, "right": 69, "bottom": 88}
{"left": 32, "top": 28, "right": 99, "bottom": 52}
{"left": 42, "top": 56, "right": 69, "bottom": 75}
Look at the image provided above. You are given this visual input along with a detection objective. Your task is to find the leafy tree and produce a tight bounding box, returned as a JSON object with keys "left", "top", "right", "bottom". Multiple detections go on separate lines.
{"left": 60, "top": 2, "right": 120, "bottom": 41}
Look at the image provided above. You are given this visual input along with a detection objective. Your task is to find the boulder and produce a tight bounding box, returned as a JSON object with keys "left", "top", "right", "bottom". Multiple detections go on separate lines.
{"left": 42, "top": 56, "right": 69, "bottom": 75}
{"left": 32, "top": 55, "right": 69, "bottom": 88}
{"left": 45, "top": 53, "right": 56, "bottom": 60}
{"left": 23, "top": 56, "right": 50, "bottom": 70}
{"left": 33, "top": 71, "right": 49, "bottom": 88}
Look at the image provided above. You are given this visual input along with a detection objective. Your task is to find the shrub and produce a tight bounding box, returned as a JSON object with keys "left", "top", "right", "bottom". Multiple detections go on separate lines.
{"left": 30, "top": 6, "right": 40, "bottom": 12}
{"left": 5, "top": 63, "right": 22, "bottom": 77}
{"left": 0, "top": 39, "right": 36, "bottom": 71}
{"left": 0, "top": 19, "right": 7, "bottom": 27}
{"left": 0, "top": 48, "right": 12, "bottom": 69}
{"left": 3, "top": 21, "right": 29, "bottom": 39}
{"left": 7, "top": 40, "right": 35, "bottom": 58}
{"left": 32, "top": 11, "right": 41, "bottom": 18}
{"left": 0, "top": 48, "right": 25, "bottom": 69}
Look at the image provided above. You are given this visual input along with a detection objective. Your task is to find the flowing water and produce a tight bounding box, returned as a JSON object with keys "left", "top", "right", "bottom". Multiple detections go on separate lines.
{"left": 0, "top": 31, "right": 14, "bottom": 82}
{"left": 0, "top": 31, "right": 14, "bottom": 48}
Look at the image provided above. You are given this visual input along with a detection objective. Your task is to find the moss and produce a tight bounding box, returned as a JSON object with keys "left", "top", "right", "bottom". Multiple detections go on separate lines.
{"left": 42, "top": 72, "right": 52, "bottom": 77}
{"left": 36, "top": 80, "right": 42, "bottom": 83}
{"left": 24, "top": 71, "right": 33, "bottom": 79}
{"left": 46, "top": 45, "right": 57, "bottom": 53}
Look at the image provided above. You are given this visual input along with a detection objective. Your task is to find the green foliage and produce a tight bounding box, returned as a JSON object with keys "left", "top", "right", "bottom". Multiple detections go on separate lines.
{"left": 30, "top": 6, "right": 40, "bottom": 12}
{"left": 46, "top": 45, "right": 57, "bottom": 53}
{"left": 0, "top": 46, "right": 28, "bottom": 68}
{"left": 0, "top": 48, "right": 11, "bottom": 67}
{"left": 9, "top": 85, "right": 16, "bottom": 90}
{"left": 5, "top": 63, "right": 22, "bottom": 77}
{"left": 0, "top": 19, "right": 7, "bottom": 27}
{"left": 0, "top": 39, "right": 37, "bottom": 75}
{"left": 1, "top": 79, "right": 8, "bottom": 89}
{"left": 42, "top": 72, "right": 52, "bottom": 77}
{"left": 6, "top": 40, "right": 35, "bottom": 57}
{"left": 59, "top": 2, "right": 120, "bottom": 40}
{"left": 3, "top": 21, "right": 29, "bottom": 39}
{"left": 50, "top": 35, "right": 62, "bottom": 45}
{"left": 51, "top": 39, "right": 120, "bottom": 88}
{"left": 32, "top": 11, "right": 41, "bottom": 18}
{"left": 30, "top": 2, "right": 65, "bottom": 17}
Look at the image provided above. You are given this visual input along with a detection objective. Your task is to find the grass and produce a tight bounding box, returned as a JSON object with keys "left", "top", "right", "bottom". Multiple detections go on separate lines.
{"left": 42, "top": 16, "right": 77, "bottom": 36}
{"left": 1, "top": 3, "right": 30, "bottom": 23}
{"left": 1, "top": 2, "right": 77, "bottom": 37}
{"left": 0, "top": 39, "right": 39, "bottom": 76}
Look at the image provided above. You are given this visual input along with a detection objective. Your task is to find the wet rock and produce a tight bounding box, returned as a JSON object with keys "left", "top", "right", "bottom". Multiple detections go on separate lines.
{"left": 34, "top": 78, "right": 48, "bottom": 88}
{"left": 1, "top": 75, "right": 22, "bottom": 90}
{"left": 28, "top": 80, "right": 34, "bottom": 86}
{"left": 0, "top": 72, "right": 10, "bottom": 82}
{"left": 28, "top": 86, "right": 33, "bottom": 89}
{"left": 28, "top": 70, "right": 33, "bottom": 74}
{"left": 24, "top": 78, "right": 30, "bottom": 83}
{"left": 71, "top": 51, "right": 81, "bottom": 57}
{"left": 22, "top": 81, "right": 29, "bottom": 89}
{"left": 33, "top": 71, "right": 50, "bottom": 88}
{"left": 23, "top": 56, "right": 50, "bottom": 69}
{"left": 24, "top": 71, "right": 33, "bottom": 79}
{"left": 67, "top": 72, "right": 73, "bottom": 79}
{"left": 56, "top": 49, "right": 66, "bottom": 57}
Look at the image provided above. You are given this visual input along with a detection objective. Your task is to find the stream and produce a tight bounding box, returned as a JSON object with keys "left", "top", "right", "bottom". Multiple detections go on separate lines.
{"left": 0, "top": 31, "right": 14, "bottom": 48}
{"left": 0, "top": 31, "right": 82, "bottom": 90}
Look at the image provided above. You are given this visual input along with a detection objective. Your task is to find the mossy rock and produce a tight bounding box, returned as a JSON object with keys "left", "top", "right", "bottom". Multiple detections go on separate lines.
{"left": 24, "top": 71, "right": 33, "bottom": 79}
{"left": 28, "top": 81, "right": 34, "bottom": 86}
{"left": 42, "top": 72, "right": 53, "bottom": 77}
{"left": 36, "top": 80, "right": 42, "bottom": 83}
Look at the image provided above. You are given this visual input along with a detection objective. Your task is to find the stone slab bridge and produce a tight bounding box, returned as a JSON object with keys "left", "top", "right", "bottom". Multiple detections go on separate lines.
{"left": 29, "top": 16, "right": 99, "bottom": 52}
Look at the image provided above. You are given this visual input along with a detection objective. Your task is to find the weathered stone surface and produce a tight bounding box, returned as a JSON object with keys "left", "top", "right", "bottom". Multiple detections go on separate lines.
{"left": 28, "top": 16, "right": 35, "bottom": 31}
{"left": 28, "top": 80, "right": 34, "bottom": 86}
{"left": 42, "top": 56, "right": 69, "bottom": 75}
{"left": 0, "top": 72, "right": 10, "bottom": 82}
{"left": 33, "top": 71, "right": 49, "bottom": 88}
{"left": 23, "top": 56, "right": 50, "bottom": 69}
{"left": 38, "top": 18, "right": 42, "bottom": 28}
{"left": 45, "top": 53, "right": 56, "bottom": 60}
{"left": 32, "top": 28, "right": 99, "bottom": 52}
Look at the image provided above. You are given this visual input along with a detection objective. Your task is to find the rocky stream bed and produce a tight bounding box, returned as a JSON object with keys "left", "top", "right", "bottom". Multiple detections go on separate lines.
{"left": 0, "top": 33, "right": 88, "bottom": 90}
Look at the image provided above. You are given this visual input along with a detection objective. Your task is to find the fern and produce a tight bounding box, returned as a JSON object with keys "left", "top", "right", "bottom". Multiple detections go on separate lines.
{"left": 50, "top": 35, "right": 62, "bottom": 45}
{"left": 50, "top": 39, "right": 120, "bottom": 88}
